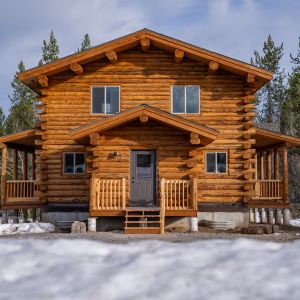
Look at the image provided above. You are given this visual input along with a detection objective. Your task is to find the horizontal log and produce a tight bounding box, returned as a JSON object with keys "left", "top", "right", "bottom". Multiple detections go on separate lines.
{"left": 106, "top": 50, "right": 117, "bottom": 63}
{"left": 70, "top": 62, "right": 83, "bottom": 75}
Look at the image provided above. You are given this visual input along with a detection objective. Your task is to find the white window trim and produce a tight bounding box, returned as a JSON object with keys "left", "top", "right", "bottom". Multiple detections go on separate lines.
{"left": 91, "top": 86, "right": 121, "bottom": 115}
{"left": 63, "top": 152, "right": 86, "bottom": 174}
{"left": 205, "top": 152, "right": 227, "bottom": 174}
{"left": 171, "top": 85, "right": 200, "bottom": 114}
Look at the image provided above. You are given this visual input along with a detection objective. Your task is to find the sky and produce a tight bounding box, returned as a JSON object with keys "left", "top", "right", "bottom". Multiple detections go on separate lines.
{"left": 0, "top": 0, "right": 299, "bottom": 114}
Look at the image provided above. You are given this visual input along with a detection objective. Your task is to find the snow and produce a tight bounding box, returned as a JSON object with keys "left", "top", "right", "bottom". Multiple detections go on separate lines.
{"left": 290, "top": 219, "right": 300, "bottom": 227}
{"left": 0, "top": 239, "right": 299, "bottom": 300}
{"left": 0, "top": 222, "right": 55, "bottom": 235}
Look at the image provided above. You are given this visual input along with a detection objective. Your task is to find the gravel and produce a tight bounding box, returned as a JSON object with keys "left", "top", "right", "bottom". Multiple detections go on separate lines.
{"left": 1, "top": 226, "right": 300, "bottom": 243}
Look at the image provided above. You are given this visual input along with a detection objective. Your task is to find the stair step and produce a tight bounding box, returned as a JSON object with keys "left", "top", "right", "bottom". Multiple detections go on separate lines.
{"left": 125, "top": 227, "right": 161, "bottom": 234}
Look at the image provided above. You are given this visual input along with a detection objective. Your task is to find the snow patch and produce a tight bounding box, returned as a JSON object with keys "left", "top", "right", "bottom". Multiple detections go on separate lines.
{"left": 0, "top": 238, "right": 300, "bottom": 300}
{"left": 0, "top": 223, "right": 55, "bottom": 235}
{"left": 290, "top": 219, "right": 300, "bottom": 227}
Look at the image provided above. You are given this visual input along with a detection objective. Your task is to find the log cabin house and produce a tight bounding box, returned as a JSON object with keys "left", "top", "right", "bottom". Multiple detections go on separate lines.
{"left": 1, "top": 28, "right": 300, "bottom": 233}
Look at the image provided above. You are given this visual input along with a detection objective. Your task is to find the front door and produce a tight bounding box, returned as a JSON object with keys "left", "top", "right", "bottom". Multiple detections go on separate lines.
{"left": 130, "top": 150, "right": 156, "bottom": 207}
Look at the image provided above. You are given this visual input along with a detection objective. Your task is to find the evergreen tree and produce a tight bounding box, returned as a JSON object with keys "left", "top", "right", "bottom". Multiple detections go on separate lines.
{"left": 0, "top": 106, "right": 5, "bottom": 136}
{"left": 251, "top": 35, "right": 286, "bottom": 123}
{"left": 76, "top": 33, "right": 92, "bottom": 53}
{"left": 38, "top": 30, "right": 60, "bottom": 65}
{"left": 5, "top": 61, "right": 37, "bottom": 133}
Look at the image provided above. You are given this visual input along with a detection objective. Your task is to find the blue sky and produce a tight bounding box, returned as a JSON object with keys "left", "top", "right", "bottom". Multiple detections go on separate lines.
{"left": 0, "top": 0, "right": 299, "bottom": 114}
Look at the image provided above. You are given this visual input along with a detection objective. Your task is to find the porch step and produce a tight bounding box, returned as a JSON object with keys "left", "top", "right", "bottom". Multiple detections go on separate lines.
{"left": 125, "top": 207, "right": 163, "bottom": 234}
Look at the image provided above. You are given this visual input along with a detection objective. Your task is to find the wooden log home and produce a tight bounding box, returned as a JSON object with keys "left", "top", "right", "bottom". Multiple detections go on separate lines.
{"left": 1, "top": 29, "right": 300, "bottom": 233}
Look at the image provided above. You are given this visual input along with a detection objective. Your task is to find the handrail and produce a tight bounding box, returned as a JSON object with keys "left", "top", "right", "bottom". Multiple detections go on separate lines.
{"left": 91, "top": 178, "right": 126, "bottom": 210}
{"left": 254, "top": 179, "right": 283, "bottom": 200}
{"left": 5, "top": 180, "right": 39, "bottom": 200}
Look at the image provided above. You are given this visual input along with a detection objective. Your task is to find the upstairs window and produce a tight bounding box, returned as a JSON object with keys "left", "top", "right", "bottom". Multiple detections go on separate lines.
{"left": 63, "top": 153, "right": 85, "bottom": 174}
{"left": 172, "top": 85, "right": 200, "bottom": 114}
{"left": 92, "top": 86, "right": 120, "bottom": 114}
{"left": 206, "top": 152, "right": 227, "bottom": 174}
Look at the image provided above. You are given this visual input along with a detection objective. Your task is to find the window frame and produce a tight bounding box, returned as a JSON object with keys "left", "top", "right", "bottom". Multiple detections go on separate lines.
{"left": 171, "top": 85, "right": 201, "bottom": 115}
{"left": 63, "top": 152, "right": 86, "bottom": 175}
{"left": 91, "top": 86, "right": 121, "bottom": 115}
{"left": 205, "top": 151, "right": 228, "bottom": 174}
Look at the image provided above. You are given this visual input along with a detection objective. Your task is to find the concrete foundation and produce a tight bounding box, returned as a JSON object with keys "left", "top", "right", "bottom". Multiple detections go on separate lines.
{"left": 164, "top": 217, "right": 190, "bottom": 231}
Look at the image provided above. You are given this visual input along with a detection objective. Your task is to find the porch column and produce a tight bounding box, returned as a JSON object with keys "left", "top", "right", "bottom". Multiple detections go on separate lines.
{"left": 32, "top": 151, "right": 36, "bottom": 180}
{"left": 267, "top": 150, "right": 272, "bottom": 180}
{"left": 282, "top": 146, "right": 288, "bottom": 203}
{"left": 13, "top": 149, "right": 18, "bottom": 180}
{"left": 22, "top": 151, "right": 28, "bottom": 180}
{"left": 1, "top": 144, "right": 7, "bottom": 204}
{"left": 274, "top": 148, "right": 280, "bottom": 179}
{"left": 260, "top": 152, "right": 265, "bottom": 180}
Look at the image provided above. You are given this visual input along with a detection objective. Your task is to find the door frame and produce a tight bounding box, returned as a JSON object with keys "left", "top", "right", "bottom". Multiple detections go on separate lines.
{"left": 130, "top": 149, "right": 157, "bottom": 207}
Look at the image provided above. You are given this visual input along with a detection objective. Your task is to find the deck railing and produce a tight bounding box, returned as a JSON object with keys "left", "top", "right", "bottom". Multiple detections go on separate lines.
{"left": 161, "top": 178, "right": 197, "bottom": 210}
{"left": 254, "top": 179, "right": 283, "bottom": 200}
{"left": 91, "top": 178, "right": 126, "bottom": 210}
{"left": 5, "top": 180, "right": 39, "bottom": 202}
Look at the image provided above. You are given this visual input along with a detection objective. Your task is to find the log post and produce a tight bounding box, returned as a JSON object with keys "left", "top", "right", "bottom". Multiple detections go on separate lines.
{"left": 274, "top": 148, "right": 279, "bottom": 179}
{"left": 267, "top": 150, "right": 272, "bottom": 180}
{"left": 32, "top": 151, "right": 36, "bottom": 180}
{"left": 23, "top": 151, "right": 28, "bottom": 180}
{"left": 160, "top": 178, "right": 165, "bottom": 234}
{"left": 267, "top": 209, "right": 275, "bottom": 225}
{"left": 282, "top": 146, "right": 288, "bottom": 203}
{"left": 122, "top": 177, "right": 126, "bottom": 209}
{"left": 190, "top": 177, "right": 198, "bottom": 210}
{"left": 275, "top": 209, "right": 283, "bottom": 225}
{"left": 1, "top": 144, "right": 7, "bottom": 204}
{"left": 260, "top": 152, "right": 265, "bottom": 180}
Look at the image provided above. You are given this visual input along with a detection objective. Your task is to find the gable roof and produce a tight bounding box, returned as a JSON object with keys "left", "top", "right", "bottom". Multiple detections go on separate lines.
{"left": 18, "top": 28, "right": 272, "bottom": 92}
{"left": 70, "top": 104, "right": 219, "bottom": 145}
{"left": 255, "top": 127, "right": 300, "bottom": 149}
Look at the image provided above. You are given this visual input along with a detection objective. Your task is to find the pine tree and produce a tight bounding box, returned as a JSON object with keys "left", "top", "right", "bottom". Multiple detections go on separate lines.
{"left": 38, "top": 30, "right": 59, "bottom": 65}
{"left": 5, "top": 61, "right": 37, "bottom": 133}
{"left": 251, "top": 35, "right": 286, "bottom": 123}
{"left": 76, "top": 33, "right": 92, "bottom": 53}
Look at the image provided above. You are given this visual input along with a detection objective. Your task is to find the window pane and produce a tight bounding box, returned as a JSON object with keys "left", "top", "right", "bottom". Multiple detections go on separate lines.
{"left": 136, "top": 154, "right": 151, "bottom": 178}
{"left": 217, "top": 153, "right": 227, "bottom": 173}
{"left": 186, "top": 86, "right": 199, "bottom": 113}
{"left": 92, "top": 87, "right": 105, "bottom": 113}
{"left": 206, "top": 153, "right": 216, "bottom": 173}
{"left": 64, "top": 153, "right": 74, "bottom": 174}
{"left": 75, "top": 153, "right": 85, "bottom": 174}
{"left": 106, "top": 87, "right": 119, "bottom": 114}
{"left": 172, "top": 86, "right": 185, "bottom": 113}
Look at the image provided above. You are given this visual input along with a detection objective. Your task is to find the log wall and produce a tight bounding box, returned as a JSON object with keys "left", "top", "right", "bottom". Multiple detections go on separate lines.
{"left": 37, "top": 46, "right": 255, "bottom": 204}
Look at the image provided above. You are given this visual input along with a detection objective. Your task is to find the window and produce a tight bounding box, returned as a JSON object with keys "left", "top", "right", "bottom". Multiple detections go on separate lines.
{"left": 206, "top": 152, "right": 227, "bottom": 174}
{"left": 172, "top": 85, "right": 200, "bottom": 114}
{"left": 63, "top": 153, "right": 85, "bottom": 174}
{"left": 92, "top": 86, "right": 120, "bottom": 114}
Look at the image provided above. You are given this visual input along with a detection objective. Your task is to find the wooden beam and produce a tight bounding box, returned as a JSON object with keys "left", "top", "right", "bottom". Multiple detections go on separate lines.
{"left": 70, "top": 62, "right": 83, "bottom": 75}
{"left": 260, "top": 152, "right": 265, "bottom": 180}
{"left": 89, "top": 133, "right": 100, "bottom": 146}
{"left": 1, "top": 144, "right": 7, "bottom": 202}
{"left": 38, "top": 74, "right": 48, "bottom": 88}
{"left": 23, "top": 151, "right": 28, "bottom": 180}
{"left": 190, "top": 133, "right": 201, "bottom": 145}
{"left": 186, "top": 161, "right": 197, "bottom": 168}
{"left": 32, "top": 151, "right": 36, "bottom": 180}
{"left": 139, "top": 114, "right": 149, "bottom": 124}
{"left": 267, "top": 150, "right": 272, "bottom": 179}
{"left": 13, "top": 149, "right": 18, "bottom": 180}
{"left": 106, "top": 50, "right": 117, "bottom": 64}
{"left": 208, "top": 61, "right": 219, "bottom": 74}
{"left": 246, "top": 73, "right": 255, "bottom": 85}
{"left": 174, "top": 49, "right": 184, "bottom": 63}
{"left": 282, "top": 147, "right": 288, "bottom": 203}
{"left": 274, "top": 148, "right": 279, "bottom": 179}
{"left": 140, "top": 38, "right": 150, "bottom": 52}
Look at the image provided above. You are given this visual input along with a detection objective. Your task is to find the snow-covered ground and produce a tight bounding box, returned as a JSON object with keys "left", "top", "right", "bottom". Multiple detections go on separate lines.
{"left": 0, "top": 238, "right": 299, "bottom": 300}
{"left": 290, "top": 219, "right": 300, "bottom": 227}
{"left": 0, "top": 223, "right": 54, "bottom": 235}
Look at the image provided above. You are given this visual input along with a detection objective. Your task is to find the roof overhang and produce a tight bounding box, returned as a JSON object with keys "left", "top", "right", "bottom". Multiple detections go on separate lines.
{"left": 0, "top": 129, "right": 40, "bottom": 151}
{"left": 18, "top": 28, "right": 272, "bottom": 93}
{"left": 255, "top": 127, "right": 300, "bottom": 149}
{"left": 71, "top": 104, "right": 219, "bottom": 145}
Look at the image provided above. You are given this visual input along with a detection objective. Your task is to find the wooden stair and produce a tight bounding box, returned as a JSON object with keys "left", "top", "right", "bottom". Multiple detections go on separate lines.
{"left": 125, "top": 207, "right": 163, "bottom": 234}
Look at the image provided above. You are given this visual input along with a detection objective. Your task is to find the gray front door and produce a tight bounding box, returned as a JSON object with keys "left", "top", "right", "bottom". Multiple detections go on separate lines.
{"left": 130, "top": 150, "right": 156, "bottom": 207}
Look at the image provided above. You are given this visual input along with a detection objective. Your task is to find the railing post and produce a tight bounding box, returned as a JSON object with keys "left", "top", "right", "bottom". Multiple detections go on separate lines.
{"left": 282, "top": 146, "right": 288, "bottom": 203}
{"left": 191, "top": 177, "right": 198, "bottom": 210}
{"left": 122, "top": 178, "right": 126, "bottom": 209}
{"left": 160, "top": 178, "right": 166, "bottom": 234}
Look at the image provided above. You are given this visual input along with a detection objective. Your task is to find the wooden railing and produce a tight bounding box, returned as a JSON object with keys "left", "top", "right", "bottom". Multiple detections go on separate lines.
{"left": 91, "top": 178, "right": 126, "bottom": 210}
{"left": 5, "top": 180, "right": 39, "bottom": 202}
{"left": 161, "top": 178, "right": 197, "bottom": 210}
{"left": 254, "top": 180, "right": 283, "bottom": 200}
